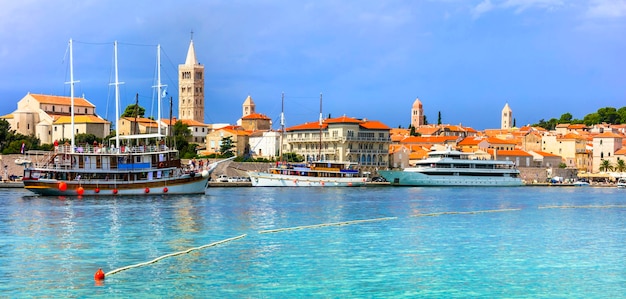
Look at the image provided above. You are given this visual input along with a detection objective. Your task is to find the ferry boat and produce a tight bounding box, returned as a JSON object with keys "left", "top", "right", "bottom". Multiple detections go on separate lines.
{"left": 378, "top": 148, "right": 523, "bottom": 187}
{"left": 248, "top": 161, "right": 368, "bottom": 187}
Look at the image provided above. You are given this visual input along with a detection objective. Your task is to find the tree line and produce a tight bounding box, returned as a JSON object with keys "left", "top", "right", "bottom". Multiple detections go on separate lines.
{"left": 532, "top": 106, "right": 626, "bottom": 130}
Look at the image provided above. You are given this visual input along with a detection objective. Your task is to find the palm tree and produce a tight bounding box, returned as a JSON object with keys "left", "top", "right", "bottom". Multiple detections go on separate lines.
{"left": 599, "top": 159, "right": 613, "bottom": 172}
{"left": 616, "top": 159, "right": 626, "bottom": 173}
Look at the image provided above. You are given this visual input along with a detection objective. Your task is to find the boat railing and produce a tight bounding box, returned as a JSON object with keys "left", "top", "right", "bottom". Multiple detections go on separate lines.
{"left": 56, "top": 144, "right": 170, "bottom": 155}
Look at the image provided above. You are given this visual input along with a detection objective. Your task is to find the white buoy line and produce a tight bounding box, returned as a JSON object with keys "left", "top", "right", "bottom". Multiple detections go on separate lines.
{"left": 258, "top": 217, "right": 398, "bottom": 234}
{"left": 411, "top": 208, "right": 522, "bottom": 217}
{"left": 104, "top": 234, "right": 247, "bottom": 277}
{"left": 538, "top": 204, "right": 626, "bottom": 209}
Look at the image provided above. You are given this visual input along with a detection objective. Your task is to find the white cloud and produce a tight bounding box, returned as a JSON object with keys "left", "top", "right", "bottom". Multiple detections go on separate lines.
{"left": 472, "top": 0, "right": 495, "bottom": 19}
{"left": 470, "top": 0, "right": 565, "bottom": 18}
{"left": 586, "top": 0, "right": 626, "bottom": 18}
{"left": 501, "top": 0, "right": 565, "bottom": 13}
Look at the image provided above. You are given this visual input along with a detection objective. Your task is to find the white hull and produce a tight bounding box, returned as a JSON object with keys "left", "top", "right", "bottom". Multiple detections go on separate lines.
{"left": 379, "top": 170, "right": 523, "bottom": 187}
{"left": 249, "top": 172, "right": 367, "bottom": 187}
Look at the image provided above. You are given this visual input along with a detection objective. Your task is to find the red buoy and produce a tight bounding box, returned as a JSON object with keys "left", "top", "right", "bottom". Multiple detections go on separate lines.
{"left": 94, "top": 268, "right": 105, "bottom": 280}
{"left": 145, "top": 187, "right": 150, "bottom": 193}
{"left": 58, "top": 182, "right": 67, "bottom": 191}
{"left": 163, "top": 187, "right": 168, "bottom": 193}
{"left": 76, "top": 187, "right": 84, "bottom": 195}
{"left": 94, "top": 188, "right": 100, "bottom": 194}
{"left": 113, "top": 189, "right": 118, "bottom": 195}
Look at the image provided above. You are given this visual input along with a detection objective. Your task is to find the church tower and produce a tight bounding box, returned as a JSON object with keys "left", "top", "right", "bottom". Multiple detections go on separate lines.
{"left": 411, "top": 97, "right": 424, "bottom": 128}
{"left": 178, "top": 38, "right": 205, "bottom": 123}
{"left": 501, "top": 103, "right": 512, "bottom": 129}
{"left": 242, "top": 95, "right": 256, "bottom": 117}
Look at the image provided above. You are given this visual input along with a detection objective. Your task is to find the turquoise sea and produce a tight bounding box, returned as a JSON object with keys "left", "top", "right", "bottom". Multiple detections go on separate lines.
{"left": 1, "top": 186, "right": 625, "bottom": 298}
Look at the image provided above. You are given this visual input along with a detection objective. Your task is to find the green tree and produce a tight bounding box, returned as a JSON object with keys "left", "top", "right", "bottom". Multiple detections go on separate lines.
{"left": 75, "top": 133, "right": 101, "bottom": 145}
{"left": 615, "top": 159, "right": 626, "bottom": 173}
{"left": 121, "top": 104, "right": 146, "bottom": 118}
{"left": 558, "top": 162, "right": 567, "bottom": 169}
{"left": 437, "top": 111, "right": 442, "bottom": 125}
{"left": 599, "top": 159, "right": 613, "bottom": 172}
{"left": 559, "top": 113, "right": 573, "bottom": 123}
{"left": 219, "top": 136, "right": 235, "bottom": 157}
{"left": 283, "top": 152, "right": 304, "bottom": 162}
{"left": 423, "top": 115, "right": 428, "bottom": 125}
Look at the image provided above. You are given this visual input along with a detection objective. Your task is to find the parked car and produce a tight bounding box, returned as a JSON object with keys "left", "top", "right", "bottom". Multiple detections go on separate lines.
{"left": 217, "top": 175, "right": 229, "bottom": 182}
{"left": 371, "top": 176, "right": 387, "bottom": 182}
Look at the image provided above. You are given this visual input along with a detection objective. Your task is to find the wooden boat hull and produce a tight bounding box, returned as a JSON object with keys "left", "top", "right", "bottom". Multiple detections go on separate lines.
{"left": 23, "top": 174, "right": 209, "bottom": 196}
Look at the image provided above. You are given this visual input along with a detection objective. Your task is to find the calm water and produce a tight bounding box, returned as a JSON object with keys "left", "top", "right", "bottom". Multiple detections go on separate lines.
{"left": 1, "top": 186, "right": 625, "bottom": 298}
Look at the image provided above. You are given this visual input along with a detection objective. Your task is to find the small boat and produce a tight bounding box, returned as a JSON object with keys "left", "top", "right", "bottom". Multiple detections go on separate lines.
{"left": 248, "top": 161, "right": 368, "bottom": 187}
{"left": 14, "top": 157, "right": 32, "bottom": 166}
{"left": 379, "top": 147, "right": 523, "bottom": 187}
{"left": 572, "top": 180, "right": 590, "bottom": 187}
{"left": 248, "top": 93, "right": 366, "bottom": 187}
{"left": 617, "top": 178, "right": 626, "bottom": 188}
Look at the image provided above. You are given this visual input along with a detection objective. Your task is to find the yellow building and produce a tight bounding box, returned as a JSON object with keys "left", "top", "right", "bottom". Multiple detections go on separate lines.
{"left": 284, "top": 116, "right": 391, "bottom": 168}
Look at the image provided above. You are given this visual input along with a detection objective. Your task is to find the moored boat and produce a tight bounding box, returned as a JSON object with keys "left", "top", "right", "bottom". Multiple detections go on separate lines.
{"left": 617, "top": 178, "right": 626, "bottom": 188}
{"left": 19, "top": 39, "right": 230, "bottom": 196}
{"left": 249, "top": 161, "right": 368, "bottom": 187}
{"left": 22, "top": 138, "right": 214, "bottom": 196}
{"left": 379, "top": 148, "right": 523, "bottom": 187}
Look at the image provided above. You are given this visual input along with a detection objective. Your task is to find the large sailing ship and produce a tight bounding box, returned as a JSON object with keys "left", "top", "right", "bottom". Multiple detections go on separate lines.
{"left": 21, "top": 40, "right": 224, "bottom": 196}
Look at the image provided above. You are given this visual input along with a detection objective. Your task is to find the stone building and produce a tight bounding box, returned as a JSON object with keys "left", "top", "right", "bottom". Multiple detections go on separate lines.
{"left": 501, "top": 103, "right": 512, "bottom": 130}
{"left": 1, "top": 93, "right": 110, "bottom": 144}
{"left": 178, "top": 38, "right": 205, "bottom": 123}
{"left": 284, "top": 116, "right": 391, "bottom": 170}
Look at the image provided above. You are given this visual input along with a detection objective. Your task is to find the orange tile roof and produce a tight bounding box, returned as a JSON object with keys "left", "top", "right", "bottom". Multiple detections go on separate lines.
{"left": 497, "top": 150, "right": 532, "bottom": 156}
{"left": 30, "top": 93, "right": 95, "bottom": 108}
{"left": 458, "top": 137, "right": 483, "bottom": 146}
{"left": 286, "top": 121, "right": 327, "bottom": 131}
{"left": 325, "top": 115, "right": 362, "bottom": 124}
{"left": 559, "top": 133, "right": 586, "bottom": 140}
{"left": 615, "top": 148, "right": 626, "bottom": 155}
{"left": 568, "top": 124, "right": 587, "bottom": 129}
{"left": 54, "top": 115, "right": 109, "bottom": 124}
{"left": 287, "top": 116, "right": 390, "bottom": 131}
{"left": 360, "top": 120, "right": 390, "bottom": 130}
{"left": 594, "top": 132, "right": 624, "bottom": 138}
{"left": 487, "top": 137, "right": 517, "bottom": 144}
{"left": 241, "top": 113, "right": 271, "bottom": 120}
{"left": 414, "top": 126, "right": 440, "bottom": 136}
{"left": 401, "top": 136, "right": 458, "bottom": 144}
{"left": 533, "top": 150, "right": 560, "bottom": 157}
{"left": 179, "top": 119, "right": 208, "bottom": 127}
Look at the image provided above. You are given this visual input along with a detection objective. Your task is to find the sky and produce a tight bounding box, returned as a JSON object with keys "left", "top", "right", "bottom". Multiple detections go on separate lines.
{"left": 0, "top": 0, "right": 624, "bottom": 131}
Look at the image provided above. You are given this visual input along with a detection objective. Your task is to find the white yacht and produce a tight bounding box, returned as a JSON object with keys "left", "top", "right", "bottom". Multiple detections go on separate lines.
{"left": 379, "top": 148, "right": 523, "bottom": 187}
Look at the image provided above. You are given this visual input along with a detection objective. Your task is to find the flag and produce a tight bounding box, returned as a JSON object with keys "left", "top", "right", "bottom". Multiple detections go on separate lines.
{"left": 161, "top": 87, "right": 168, "bottom": 99}
{"left": 20, "top": 142, "right": 25, "bottom": 154}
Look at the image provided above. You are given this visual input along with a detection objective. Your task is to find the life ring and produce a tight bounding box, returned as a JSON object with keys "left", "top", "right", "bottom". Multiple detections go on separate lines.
{"left": 158, "top": 162, "right": 164, "bottom": 168}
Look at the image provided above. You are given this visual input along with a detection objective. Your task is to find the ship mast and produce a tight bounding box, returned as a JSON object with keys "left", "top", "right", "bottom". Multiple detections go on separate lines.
{"left": 318, "top": 93, "right": 323, "bottom": 161}
{"left": 279, "top": 92, "right": 285, "bottom": 162}
{"left": 153, "top": 44, "right": 166, "bottom": 138}
{"left": 110, "top": 40, "right": 124, "bottom": 149}
{"left": 66, "top": 39, "right": 79, "bottom": 151}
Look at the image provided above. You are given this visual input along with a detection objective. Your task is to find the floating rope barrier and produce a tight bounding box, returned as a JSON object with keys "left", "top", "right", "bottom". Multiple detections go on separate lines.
{"left": 411, "top": 208, "right": 522, "bottom": 217}
{"left": 538, "top": 205, "right": 626, "bottom": 210}
{"left": 258, "top": 217, "right": 397, "bottom": 234}
{"left": 104, "top": 234, "right": 247, "bottom": 277}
